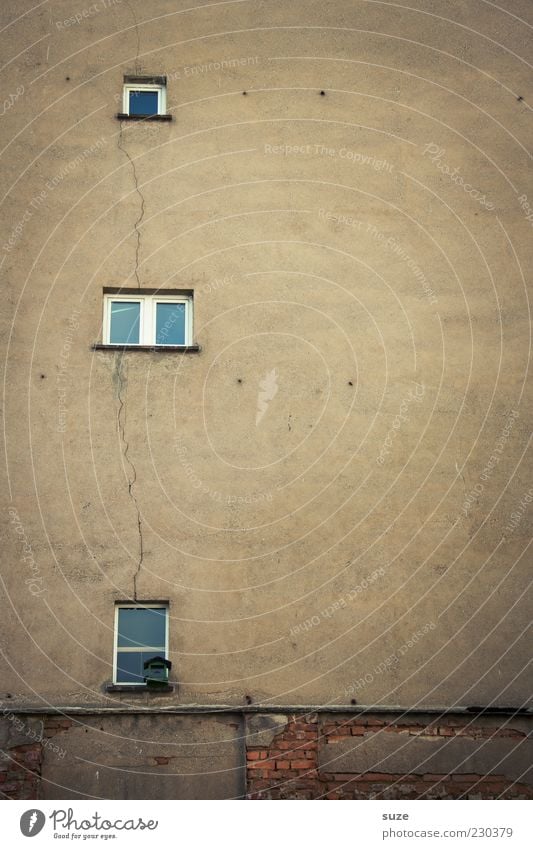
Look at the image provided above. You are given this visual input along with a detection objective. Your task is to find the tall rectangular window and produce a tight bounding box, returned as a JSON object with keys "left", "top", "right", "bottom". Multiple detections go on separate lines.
{"left": 155, "top": 302, "right": 186, "bottom": 345}
{"left": 114, "top": 604, "right": 168, "bottom": 685}
{"left": 109, "top": 301, "right": 141, "bottom": 344}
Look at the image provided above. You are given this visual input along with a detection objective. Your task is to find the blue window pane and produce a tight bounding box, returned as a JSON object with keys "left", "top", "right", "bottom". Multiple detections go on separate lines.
{"left": 117, "top": 608, "right": 166, "bottom": 649}
{"left": 110, "top": 302, "right": 140, "bottom": 344}
{"left": 156, "top": 302, "right": 186, "bottom": 345}
{"left": 116, "top": 651, "right": 165, "bottom": 684}
{"left": 129, "top": 90, "right": 159, "bottom": 115}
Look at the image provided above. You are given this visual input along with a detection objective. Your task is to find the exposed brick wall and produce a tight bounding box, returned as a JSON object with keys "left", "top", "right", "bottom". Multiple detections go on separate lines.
{"left": 0, "top": 716, "right": 73, "bottom": 799}
{"left": 2, "top": 712, "right": 531, "bottom": 800}
{"left": 246, "top": 714, "right": 533, "bottom": 800}
{"left": 246, "top": 714, "right": 319, "bottom": 799}
{"left": 0, "top": 743, "right": 42, "bottom": 800}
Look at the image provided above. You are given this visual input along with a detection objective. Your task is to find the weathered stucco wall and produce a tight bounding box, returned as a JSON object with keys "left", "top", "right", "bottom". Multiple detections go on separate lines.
{"left": 1, "top": 709, "right": 531, "bottom": 800}
{"left": 0, "top": 0, "right": 531, "bottom": 767}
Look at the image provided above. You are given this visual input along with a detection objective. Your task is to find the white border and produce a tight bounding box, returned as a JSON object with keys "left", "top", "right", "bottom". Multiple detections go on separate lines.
{"left": 123, "top": 83, "right": 166, "bottom": 115}
{"left": 103, "top": 294, "right": 192, "bottom": 346}
{"left": 113, "top": 603, "right": 169, "bottom": 685}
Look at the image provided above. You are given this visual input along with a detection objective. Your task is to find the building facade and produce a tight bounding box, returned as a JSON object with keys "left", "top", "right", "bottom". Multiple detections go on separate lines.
{"left": 1, "top": 0, "right": 532, "bottom": 799}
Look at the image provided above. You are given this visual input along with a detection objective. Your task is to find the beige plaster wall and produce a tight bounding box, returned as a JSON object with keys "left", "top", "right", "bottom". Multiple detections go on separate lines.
{"left": 0, "top": 0, "right": 531, "bottom": 710}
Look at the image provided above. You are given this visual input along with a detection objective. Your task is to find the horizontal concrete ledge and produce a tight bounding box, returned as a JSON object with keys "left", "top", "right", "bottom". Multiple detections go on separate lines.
{"left": 92, "top": 344, "right": 201, "bottom": 353}
{"left": 105, "top": 684, "right": 175, "bottom": 693}
{"left": 116, "top": 113, "right": 173, "bottom": 121}
{"left": 1, "top": 704, "right": 530, "bottom": 717}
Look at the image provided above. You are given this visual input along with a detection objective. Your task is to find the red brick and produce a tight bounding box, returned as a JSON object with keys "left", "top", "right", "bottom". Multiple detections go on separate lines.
{"left": 246, "top": 761, "right": 265, "bottom": 770}
{"left": 361, "top": 772, "right": 397, "bottom": 781}
{"left": 351, "top": 727, "right": 365, "bottom": 735}
{"left": 330, "top": 773, "right": 360, "bottom": 782}
{"left": 438, "top": 727, "right": 455, "bottom": 736}
{"left": 423, "top": 774, "right": 448, "bottom": 781}
{"left": 290, "top": 759, "right": 316, "bottom": 770}
{"left": 452, "top": 774, "right": 481, "bottom": 782}
{"left": 247, "top": 768, "right": 266, "bottom": 779}
{"left": 154, "top": 757, "right": 169, "bottom": 765}
{"left": 2, "top": 782, "right": 20, "bottom": 793}
{"left": 275, "top": 761, "right": 290, "bottom": 769}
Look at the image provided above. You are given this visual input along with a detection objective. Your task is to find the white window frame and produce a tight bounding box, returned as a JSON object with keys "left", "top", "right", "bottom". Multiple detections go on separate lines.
{"left": 103, "top": 294, "right": 193, "bottom": 346}
{"left": 123, "top": 83, "right": 166, "bottom": 116}
{"left": 113, "top": 603, "right": 169, "bottom": 685}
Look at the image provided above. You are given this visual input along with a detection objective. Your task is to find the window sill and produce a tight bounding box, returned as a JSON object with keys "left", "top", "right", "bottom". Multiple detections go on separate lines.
{"left": 116, "top": 113, "right": 173, "bottom": 121}
{"left": 92, "top": 344, "right": 201, "bottom": 353}
{"left": 106, "top": 684, "right": 175, "bottom": 694}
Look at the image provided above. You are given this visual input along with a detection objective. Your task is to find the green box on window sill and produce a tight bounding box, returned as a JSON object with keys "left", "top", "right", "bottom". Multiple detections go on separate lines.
{"left": 143, "top": 655, "right": 172, "bottom": 687}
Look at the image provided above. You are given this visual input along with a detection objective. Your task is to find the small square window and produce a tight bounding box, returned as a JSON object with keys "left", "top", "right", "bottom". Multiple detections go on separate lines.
{"left": 123, "top": 80, "right": 166, "bottom": 116}
{"left": 103, "top": 293, "right": 193, "bottom": 347}
{"left": 114, "top": 604, "right": 168, "bottom": 685}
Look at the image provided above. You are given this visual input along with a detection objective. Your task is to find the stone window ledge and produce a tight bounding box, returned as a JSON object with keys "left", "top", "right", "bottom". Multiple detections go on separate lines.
{"left": 116, "top": 113, "right": 173, "bottom": 121}
{"left": 105, "top": 683, "right": 175, "bottom": 694}
{"left": 92, "top": 344, "right": 201, "bottom": 353}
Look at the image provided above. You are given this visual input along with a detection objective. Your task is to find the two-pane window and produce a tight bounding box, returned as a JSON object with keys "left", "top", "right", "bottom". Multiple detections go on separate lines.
{"left": 104, "top": 295, "right": 192, "bottom": 346}
{"left": 114, "top": 604, "right": 168, "bottom": 685}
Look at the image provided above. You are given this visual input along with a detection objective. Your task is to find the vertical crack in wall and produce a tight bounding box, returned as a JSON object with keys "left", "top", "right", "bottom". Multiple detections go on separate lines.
{"left": 115, "top": 353, "right": 144, "bottom": 600}
{"left": 118, "top": 125, "right": 145, "bottom": 288}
